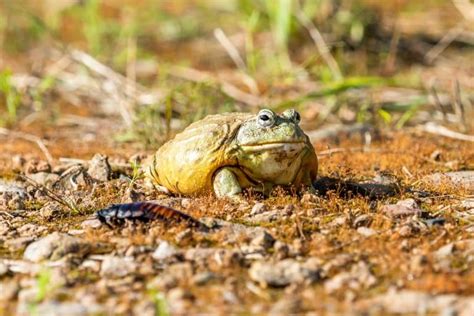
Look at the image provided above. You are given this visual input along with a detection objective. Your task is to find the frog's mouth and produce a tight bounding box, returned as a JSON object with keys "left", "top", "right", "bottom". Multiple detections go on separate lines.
{"left": 241, "top": 141, "right": 305, "bottom": 153}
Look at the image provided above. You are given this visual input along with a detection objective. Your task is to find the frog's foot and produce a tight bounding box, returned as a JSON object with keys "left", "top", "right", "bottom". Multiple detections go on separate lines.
{"left": 213, "top": 167, "right": 244, "bottom": 201}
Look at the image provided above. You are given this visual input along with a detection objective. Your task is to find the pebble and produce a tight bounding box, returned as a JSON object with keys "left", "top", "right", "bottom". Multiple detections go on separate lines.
{"left": 249, "top": 258, "right": 321, "bottom": 287}
{"left": 87, "top": 154, "right": 112, "bottom": 181}
{"left": 152, "top": 240, "right": 179, "bottom": 261}
{"left": 381, "top": 198, "right": 422, "bottom": 218}
{"left": 28, "top": 172, "right": 60, "bottom": 187}
{"left": 5, "top": 236, "right": 35, "bottom": 251}
{"left": 324, "top": 261, "right": 376, "bottom": 293}
{"left": 35, "top": 301, "right": 103, "bottom": 316}
{"left": 24, "top": 159, "right": 51, "bottom": 174}
{"left": 423, "top": 171, "right": 474, "bottom": 192}
{"left": 357, "top": 227, "right": 376, "bottom": 237}
{"left": 23, "top": 232, "right": 91, "bottom": 262}
{"left": 246, "top": 210, "right": 281, "bottom": 223}
{"left": 250, "top": 231, "right": 275, "bottom": 250}
{"left": 250, "top": 202, "right": 268, "bottom": 215}
{"left": 39, "top": 202, "right": 63, "bottom": 219}
{"left": 192, "top": 271, "right": 217, "bottom": 286}
{"left": 461, "top": 198, "right": 474, "bottom": 209}
{"left": 274, "top": 241, "right": 290, "bottom": 260}
{"left": 0, "top": 280, "right": 19, "bottom": 300}
{"left": 269, "top": 297, "right": 302, "bottom": 316}
{"left": 17, "top": 223, "right": 47, "bottom": 237}
{"left": 81, "top": 218, "right": 102, "bottom": 229}
{"left": 100, "top": 256, "right": 137, "bottom": 278}
{"left": 0, "top": 262, "right": 8, "bottom": 276}
{"left": 360, "top": 290, "right": 461, "bottom": 315}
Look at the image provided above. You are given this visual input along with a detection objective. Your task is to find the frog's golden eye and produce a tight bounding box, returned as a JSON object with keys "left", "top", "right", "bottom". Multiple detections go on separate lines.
{"left": 283, "top": 109, "right": 301, "bottom": 124}
{"left": 257, "top": 109, "right": 275, "bottom": 127}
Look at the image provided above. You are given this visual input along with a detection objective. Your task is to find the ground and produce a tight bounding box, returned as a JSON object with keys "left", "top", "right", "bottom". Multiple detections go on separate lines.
{"left": 0, "top": 0, "right": 473, "bottom": 315}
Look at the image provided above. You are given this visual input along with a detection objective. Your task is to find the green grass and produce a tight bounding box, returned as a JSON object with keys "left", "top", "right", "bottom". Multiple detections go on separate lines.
{"left": 0, "top": 70, "right": 21, "bottom": 126}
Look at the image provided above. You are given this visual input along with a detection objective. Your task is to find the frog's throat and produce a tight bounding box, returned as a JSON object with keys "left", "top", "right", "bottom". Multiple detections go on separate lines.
{"left": 240, "top": 141, "right": 305, "bottom": 153}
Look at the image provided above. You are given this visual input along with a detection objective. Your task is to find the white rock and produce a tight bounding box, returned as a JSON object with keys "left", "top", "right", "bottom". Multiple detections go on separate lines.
{"left": 249, "top": 258, "right": 321, "bottom": 287}
{"left": 23, "top": 232, "right": 91, "bottom": 262}
{"left": 100, "top": 256, "right": 136, "bottom": 278}
{"left": 152, "top": 241, "right": 178, "bottom": 261}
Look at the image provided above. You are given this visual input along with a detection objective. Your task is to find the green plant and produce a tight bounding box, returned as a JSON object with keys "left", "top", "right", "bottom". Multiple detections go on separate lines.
{"left": 0, "top": 70, "right": 21, "bottom": 125}
{"left": 147, "top": 289, "right": 169, "bottom": 316}
{"left": 27, "top": 267, "right": 52, "bottom": 315}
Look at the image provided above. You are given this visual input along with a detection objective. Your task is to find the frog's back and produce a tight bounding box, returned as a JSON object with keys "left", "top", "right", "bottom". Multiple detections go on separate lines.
{"left": 148, "top": 112, "right": 251, "bottom": 195}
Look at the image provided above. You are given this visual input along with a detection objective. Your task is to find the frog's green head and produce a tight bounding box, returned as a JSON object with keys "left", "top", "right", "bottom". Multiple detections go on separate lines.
{"left": 234, "top": 108, "right": 311, "bottom": 181}
{"left": 236, "top": 109, "right": 306, "bottom": 149}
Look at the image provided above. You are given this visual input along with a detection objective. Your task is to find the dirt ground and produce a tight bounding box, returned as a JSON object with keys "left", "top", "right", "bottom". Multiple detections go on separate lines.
{"left": 1, "top": 125, "right": 473, "bottom": 315}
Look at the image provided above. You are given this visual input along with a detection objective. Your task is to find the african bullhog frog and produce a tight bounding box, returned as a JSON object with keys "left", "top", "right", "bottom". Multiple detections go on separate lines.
{"left": 146, "top": 109, "right": 318, "bottom": 199}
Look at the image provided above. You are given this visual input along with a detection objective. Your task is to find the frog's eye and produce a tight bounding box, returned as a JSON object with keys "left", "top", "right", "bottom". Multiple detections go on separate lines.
{"left": 283, "top": 109, "right": 301, "bottom": 124}
{"left": 257, "top": 109, "right": 275, "bottom": 127}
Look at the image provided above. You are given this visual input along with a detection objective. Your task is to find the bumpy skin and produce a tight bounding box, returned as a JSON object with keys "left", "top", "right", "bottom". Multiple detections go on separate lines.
{"left": 146, "top": 109, "right": 318, "bottom": 198}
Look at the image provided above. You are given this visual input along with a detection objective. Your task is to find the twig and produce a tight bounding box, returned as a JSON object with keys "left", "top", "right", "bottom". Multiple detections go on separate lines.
{"left": 69, "top": 49, "right": 135, "bottom": 126}
{"left": 0, "top": 128, "right": 53, "bottom": 164}
{"left": 213, "top": 28, "right": 247, "bottom": 71}
{"left": 452, "top": 0, "right": 474, "bottom": 21}
{"left": 213, "top": 28, "right": 260, "bottom": 95}
{"left": 453, "top": 80, "right": 467, "bottom": 131}
{"left": 167, "top": 65, "right": 264, "bottom": 107}
{"left": 421, "top": 122, "right": 474, "bottom": 142}
{"left": 295, "top": 9, "right": 343, "bottom": 81}
{"left": 429, "top": 83, "right": 448, "bottom": 122}
{"left": 425, "top": 21, "right": 466, "bottom": 64}
{"left": 20, "top": 174, "right": 80, "bottom": 214}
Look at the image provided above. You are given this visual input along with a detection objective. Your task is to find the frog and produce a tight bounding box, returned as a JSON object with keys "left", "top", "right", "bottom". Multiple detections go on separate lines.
{"left": 146, "top": 108, "right": 318, "bottom": 199}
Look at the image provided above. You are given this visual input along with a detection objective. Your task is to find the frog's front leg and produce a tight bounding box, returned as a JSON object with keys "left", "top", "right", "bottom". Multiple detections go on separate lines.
{"left": 213, "top": 167, "right": 243, "bottom": 200}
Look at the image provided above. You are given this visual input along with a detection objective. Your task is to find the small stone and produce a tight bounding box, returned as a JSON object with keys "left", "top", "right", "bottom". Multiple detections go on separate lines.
{"left": 249, "top": 258, "right": 321, "bottom": 287}
{"left": 7, "top": 195, "right": 24, "bottom": 210}
{"left": 11, "top": 155, "right": 26, "bottom": 170}
{"left": 381, "top": 199, "right": 422, "bottom": 218}
{"left": 353, "top": 214, "right": 372, "bottom": 228}
{"left": 175, "top": 229, "right": 193, "bottom": 244}
{"left": 28, "top": 172, "right": 60, "bottom": 187}
{"left": 23, "top": 232, "right": 91, "bottom": 262}
{"left": 247, "top": 210, "right": 280, "bottom": 223}
{"left": 269, "top": 297, "right": 302, "bottom": 316}
{"left": 460, "top": 198, "right": 474, "bottom": 209}
{"left": 250, "top": 203, "right": 267, "bottom": 215}
{"left": 423, "top": 171, "right": 474, "bottom": 192}
{"left": 39, "top": 202, "right": 63, "bottom": 219}
{"left": 181, "top": 198, "right": 192, "bottom": 209}
{"left": 0, "top": 262, "right": 8, "bottom": 276}
{"left": 357, "top": 227, "right": 376, "bottom": 237}
{"left": 324, "top": 261, "right": 376, "bottom": 293}
{"left": 17, "top": 223, "right": 47, "bottom": 236}
{"left": 274, "top": 241, "right": 290, "bottom": 260}
{"left": 24, "top": 159, "right": 51, "bottom": 174}
{"left": 362, "top": 290, "right": 459, "bottom": 314}
{"left": 398, "top": 225, "right": 413, "bottom": 237}
{"left": 166, "top": 288, "right": 194, "bottom": 314}
{"left": 87, "top": 154, "right": 112, "bottom": 181}
{"left": 430, "top": 150, "right": 442, "bottom": 161}
{"left": 5, "top": 236, "right": 35, "bottom": 251}
{"left": 100, "top": 256, "right": 136, "bottom": 278}
{"left": 0, "top": 280, "right": 19, "bottom": 300}
{"left": 192, "top": 271, "right": 217, "bottom": 286}
{"left": 152, "top": 241, "right": 179, "bottom": 261}
{"left": 35, "top": 301, "right": 103, "bottom": 316}
{"left": 250, "top": 231, "right": 275, "bottom": 250}
{"left": 81, "top": 218, "right": 102, "bottom": 229}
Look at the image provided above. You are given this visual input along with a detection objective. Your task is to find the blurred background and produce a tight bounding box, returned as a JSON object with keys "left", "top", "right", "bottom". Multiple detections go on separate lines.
{"left": 0, "top": 0, "right": 473, "bottom": 158}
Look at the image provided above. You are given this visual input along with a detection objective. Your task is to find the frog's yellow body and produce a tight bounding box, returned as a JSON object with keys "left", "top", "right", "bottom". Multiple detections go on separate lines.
{"left": 147, "top": 109, "right": 318, "bottom": 198}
